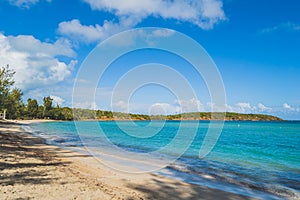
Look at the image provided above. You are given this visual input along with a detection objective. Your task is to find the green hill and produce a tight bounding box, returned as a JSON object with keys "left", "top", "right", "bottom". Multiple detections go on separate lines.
{"left": 164, "top": 112, "right": 283, "bottom": 121}
{"left": 72, "top": 109, "right": 283, "bottom": 121}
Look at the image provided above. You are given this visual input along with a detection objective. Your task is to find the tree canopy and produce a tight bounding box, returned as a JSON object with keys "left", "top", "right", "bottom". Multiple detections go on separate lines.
{"left": 0, "top": 65, "right": 22, "bottom": 119}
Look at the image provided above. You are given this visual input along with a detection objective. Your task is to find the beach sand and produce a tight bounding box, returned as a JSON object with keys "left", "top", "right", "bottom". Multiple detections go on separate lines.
{"left": 0, "top": 120, "right": 256, "bottom": 200}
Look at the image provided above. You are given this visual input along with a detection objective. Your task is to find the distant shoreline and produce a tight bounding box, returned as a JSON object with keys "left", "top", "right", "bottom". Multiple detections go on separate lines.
{"left": 73, "top": 111, "right": 283, "bottom": 121}
{"left": 75, "top": 119, "right": 285, "bottom": 122}
{"left": 3, "top": 118, "right": 286, "bottom": 124}
{"left": 1, "top": 110, "right": 286, "bottom": 124}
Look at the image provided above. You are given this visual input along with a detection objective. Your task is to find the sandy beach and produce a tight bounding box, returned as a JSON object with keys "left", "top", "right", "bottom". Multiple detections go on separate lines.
{"left": 0, "top": 120, "right": 256, "bottom": 200}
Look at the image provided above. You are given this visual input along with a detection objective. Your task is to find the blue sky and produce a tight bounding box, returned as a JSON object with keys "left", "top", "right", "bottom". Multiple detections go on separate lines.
{"left": 0, "top": 0, "right": 299, "bottom": 119}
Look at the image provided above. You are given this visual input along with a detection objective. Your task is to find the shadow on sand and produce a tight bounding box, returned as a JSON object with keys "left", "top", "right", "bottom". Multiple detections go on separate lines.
{"left": 126, "top": 173, "right": 255, "bottom": 200}
{"left": 0, "top": 121, "right": 92, "bottom": 186}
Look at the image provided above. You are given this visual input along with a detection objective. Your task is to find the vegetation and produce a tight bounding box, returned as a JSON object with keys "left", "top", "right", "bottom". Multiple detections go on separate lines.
{"left": 164, "top": 112, "right": 282, "bottom": 121}
{"left": 0, "top": 65, "right": 283, "bottom": 121}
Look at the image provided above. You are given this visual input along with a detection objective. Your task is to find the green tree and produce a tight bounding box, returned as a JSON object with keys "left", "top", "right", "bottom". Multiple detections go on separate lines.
{"left": 27, "top": 98, "right": 39, "bottom": 119}
{"left": 5, "top": 88, "right": 23, "bottom": 119}
{"left": 43, "top": 96, "right": 53, "bottom": 118}
{"left": 0, "top": 65, "right": 15, "bottom": 111}
{"left": 37, "top": 106, "right": 44, "bottom": 119}
{"left": 60, "top": 107, "right": 73, "bottom": 120}
{"left": 0, "top": 65, "right": 24, "bottom": 119}
{"left": 50, "top": 107, "right": 63, "bottom": 120}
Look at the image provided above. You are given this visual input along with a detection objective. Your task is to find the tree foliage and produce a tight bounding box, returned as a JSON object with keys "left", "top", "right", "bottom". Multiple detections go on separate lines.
{"left": 43, "top": 96, "right": 53, "bottom": 118}
{"left": 0, "top": 65, "right": 15, "bottom": 94}
{"left": 27, "top": 98, "right": 38, "bottom": 119}
{"left": 5, "top": 88, "right": 23, "bottom": 119}
{"left": 0, "top": 65, "right": 23, "bottom": 119}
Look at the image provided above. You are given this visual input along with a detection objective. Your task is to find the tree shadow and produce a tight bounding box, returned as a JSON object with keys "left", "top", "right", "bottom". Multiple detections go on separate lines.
{"left": 0, "top": 168, "right": 58, "bottom": 186}
{"left": 0, "top": 120, "right": 23, "bottom": 128}
{"left": 126, "top": 174, "right": 255, "bottom": 200}
{"left": 0, "top": 121, "right": 92, "bottom": 187}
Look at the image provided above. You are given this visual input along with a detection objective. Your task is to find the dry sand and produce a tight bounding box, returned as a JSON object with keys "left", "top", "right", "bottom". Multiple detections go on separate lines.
{"left": 0, "top": 120, "right": 256, "bottom": 200}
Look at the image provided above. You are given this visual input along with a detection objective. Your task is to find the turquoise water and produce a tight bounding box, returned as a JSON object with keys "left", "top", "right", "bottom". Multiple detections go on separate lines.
{"left": 28, "top": 121, "right": 300, "bottom": 199}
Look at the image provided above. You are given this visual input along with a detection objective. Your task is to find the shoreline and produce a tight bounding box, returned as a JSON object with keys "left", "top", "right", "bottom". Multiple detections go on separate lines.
{"left": 7, "top": 118, "right": 286, "bottom": 123}
{"left": 0, "top": 120, "right": 257, "bottom": 200}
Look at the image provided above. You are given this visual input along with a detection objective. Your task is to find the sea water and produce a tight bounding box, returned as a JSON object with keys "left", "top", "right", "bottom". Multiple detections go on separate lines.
{"left": 28, "top": 121, "right": 300, "bottom": 199}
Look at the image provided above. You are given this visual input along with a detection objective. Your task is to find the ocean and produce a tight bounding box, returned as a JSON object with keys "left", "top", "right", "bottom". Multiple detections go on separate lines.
{"left": 27, "top": 120, "right": 300, "bottom": 199}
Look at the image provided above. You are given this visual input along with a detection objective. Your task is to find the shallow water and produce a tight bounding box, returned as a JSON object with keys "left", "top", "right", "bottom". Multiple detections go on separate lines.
{"left": 29, "top": 120, "right": 300, "bottom": 199}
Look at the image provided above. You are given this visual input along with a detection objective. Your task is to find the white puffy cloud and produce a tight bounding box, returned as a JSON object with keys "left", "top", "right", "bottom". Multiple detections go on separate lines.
{"left": 83, "top": 0, "right": 225, "bottom": 29}
{"left": 175, "top": 98, "right": 202, "bottom": 113}
{"left": 0, "top": 33, "right": 76, "bottom": 92}
{"left": 147, "top": 98, "right": 202, "bottom": 115}
{"left": 150, "top": 103, "right": 179, "bottom": 115}
{"left": 57, "top": 16, "right": 142, "bottom": 44}
{"left": 283, "top": 103, "right": 293, "bottom": 110}
{"left": 73, "top": 101, "right": 98, "bottom": 110}
{"left": 50, "top": 95, "right": 65, "bottom": 107}
{"left": 235, "top": 102, "right": 254, "bottom": 113}
{"left": 206, "top": 102, "right": 275, "bottom": 113}
{"left": 58, "top": 19, "right": 134, "bottom": 44}
{"left": 59, "top": 0, "right": 226, "bottom": 44}
{"left": 257, "top": 103, "right": 272, "bottom": 112}
{"left": 111, "top": 100, "right": 176, "bottom": 115}
{"left": 8, "top": 0, "right": 51, "bottom": 8}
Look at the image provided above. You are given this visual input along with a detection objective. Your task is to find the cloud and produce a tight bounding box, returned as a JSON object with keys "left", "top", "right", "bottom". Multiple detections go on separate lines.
{"left": 235, "top": 102, "right": 254, "bottom": 113}
{"left": 23, "top": 84, "right": 73, "bottom": 107}
{"left": 277, "top": 103, "right": 300, "bottom": 119}
{"left": 113, "top": 100, "right": 129, "bottom": 112}
{"left": 150, "top": 29, "right": 175, "bottom": 37}
{"left": 257, "top": 103, "right": 272, "bottom": 112}
{"left": 83, "top": 0, "right": 225, "bottom": 29}
{"left": 175, "top": 98, "right": 202, "bottom": 113}
{"left": 50, "top": 95, "right": 65, "bottom": 107}
{"left": 7, "top": 0, "right": 51, "bottom": 8}
{"left": 111, "top": 100, "right": 176, "bottom": 115}
{"left": 58, "top": 19, "right": 134, "bottom": 44}
{"left": 206, "top": 102, "right": 275, "bottom": 114}
{"left": 73, "top": 101, "right": 98, "bottom": 110}
{"left": 110, "top": 98, "right": 202, "bottom": 114}
{"left": 261, "top": 22, "right": 300, "bottom": 34}
{"left": 206, "top": 102, "right": 229, "bottom": 112}
{"left": 59, "top": 0, "right": 226, "bottom": 44}
{"left": 283, "top": 103, "right": 293, "bottom": 110}
{"left": 150, "top": 103, "right": 179, "bottom": 115}
{"left": 0, "top": 33, "right": 76, "bottom": 92}
{"left": 149, "top": 98, "right": 202, "bottom": 115}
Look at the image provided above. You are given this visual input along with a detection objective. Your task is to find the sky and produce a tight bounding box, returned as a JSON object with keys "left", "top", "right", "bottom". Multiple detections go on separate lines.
{"left": 0, "top": 0, "right": 299, "bottom": 119}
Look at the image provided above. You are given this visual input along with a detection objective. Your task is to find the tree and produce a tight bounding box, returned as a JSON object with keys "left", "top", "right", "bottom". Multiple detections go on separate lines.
{"left": 27, "top": 98, "right": 39, "bottom": 119}
{"left": 60, "top": 107, "right": 73, "bottom": 120}
{"left": 0, "top": 65, "right": 15, "bottom": 111}
{"left": 5, "top": 88, "right": 24, "bottom": 119}
{"left": 43, "top": 96, "right": 53, "bottom": 118}
{"left": 37, "top": 106, "right": 44, "bottom": 119}
{"left": 0, "top": 65, "right": 24, "bottom": 119}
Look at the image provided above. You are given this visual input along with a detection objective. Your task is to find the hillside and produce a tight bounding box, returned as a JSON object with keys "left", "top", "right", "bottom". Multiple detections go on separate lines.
{"left": 165, "top": 112, "right": 283, "bottom": 121}
{"left": 73, "top": 109, "right": 283, "bottom": 121}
